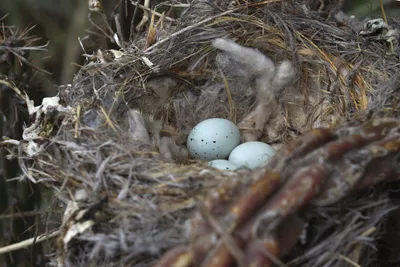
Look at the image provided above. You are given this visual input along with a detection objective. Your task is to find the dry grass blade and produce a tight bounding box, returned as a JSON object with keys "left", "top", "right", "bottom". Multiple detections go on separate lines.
{"left": 219, "top": 69, "right": 236, "bottom": 123}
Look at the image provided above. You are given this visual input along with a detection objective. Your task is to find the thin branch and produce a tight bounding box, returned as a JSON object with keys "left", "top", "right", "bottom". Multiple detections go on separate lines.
{"left": 0, "top": 211, "right": 42, "bottom": 220}
{"left": 135, "top": 0, "right": 151, "bottom": 32}
{"left": 130, "top": 0, "right": 176, "bottom": 22}
{"left": 0, "top": 229, "right": 60, "bottom": 255}
{"left": 198, "top": 202, "right": 246, "bottom": 267}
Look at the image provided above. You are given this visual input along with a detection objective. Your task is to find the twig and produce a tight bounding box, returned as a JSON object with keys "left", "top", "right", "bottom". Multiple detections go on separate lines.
{"left": 0, "top": 229, "right": 60, "bottom": 255}
{"left": 88, "top": 12, "right": 115, "bottom": 43}
{"left": 198, "top": 202, "right": 246, "bottom": 267}
{"left": 0, "top": 139, "right": 20, "bottom": 146}
{"left": 157, "top": 3, "right": 190, "bottom": 8}
{"left": 114, "top": 13, "right": 125, "bottom": 45}
{"left": 0, "top": 74, "right": 30, "bottom": 101}
{"left": 99, "top": 106, "right": 118, "bottom": 134}
{"left": 130, "top": 0, "right": 176, "bottom": 22}
{"left": 7, "top": 48, "right": 52, "bottom": 75}
{"left": 0, "top": 211, "right": 42, "bottom": 220}
{"left": 18, "top": 142, "right": 37, "bottom": 184}
{"left": 338, "top": 254, "right": 361, "bottom": 267}
{"left": 259, "top": 243, "right": 288, "bottom": 267}
{"left": 0, "top": 43, "right": 48, "bottom": 51}
{"left": 135, "top": 0, "right": 150, "bottom": 32}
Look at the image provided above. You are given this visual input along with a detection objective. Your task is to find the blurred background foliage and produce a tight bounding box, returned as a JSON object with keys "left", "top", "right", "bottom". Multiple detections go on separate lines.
{"left": 344, "top": 0, "right": 400, "bottom": 18}
{"left": 0, "top": 0, "right": 399, "bottom": 266}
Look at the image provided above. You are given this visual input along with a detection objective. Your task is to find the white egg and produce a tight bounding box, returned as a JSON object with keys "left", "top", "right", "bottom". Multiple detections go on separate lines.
{"left": 187, "top": 118, "right": 240, "bottom": 160}
{"left": 228, "top": 141, "right": 275, "bottom": 169}
{"left": 209, "top": 159, "right": 241, "bottom": 171}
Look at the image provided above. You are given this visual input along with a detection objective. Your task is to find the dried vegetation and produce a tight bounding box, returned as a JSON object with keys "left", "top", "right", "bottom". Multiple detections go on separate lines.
{"left": 1, "top": 0, "right": 400, "bottom": 266}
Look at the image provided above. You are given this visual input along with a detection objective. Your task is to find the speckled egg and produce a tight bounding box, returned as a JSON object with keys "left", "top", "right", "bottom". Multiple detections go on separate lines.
{"left": 187, "top": 118, "right": 240, "bottom": 160}
{"left": 209, "top": 159, "right": 241, "bottom": 171}
{"left": 228, "top": 141, "right": 275, "bottom": 169}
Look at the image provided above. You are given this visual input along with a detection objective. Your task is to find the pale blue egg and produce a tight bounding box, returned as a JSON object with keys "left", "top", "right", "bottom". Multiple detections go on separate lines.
{"left": 208, "top": 159, "right": 241, "bottom": 171}
{"left": 187, "top": 118, "right": 240, "bottom": 160}
{"left": 228, "top": 141, "right": 275, "bottom": 169}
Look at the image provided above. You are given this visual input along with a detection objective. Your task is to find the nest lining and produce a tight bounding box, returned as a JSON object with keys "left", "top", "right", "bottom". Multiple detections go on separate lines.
{"left": 3, "top": 1, "right": 400, "bottom": 266}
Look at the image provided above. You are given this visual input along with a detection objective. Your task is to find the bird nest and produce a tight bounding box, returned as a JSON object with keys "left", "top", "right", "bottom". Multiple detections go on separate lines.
{"left": 2, "top": 1, "right": 400, "bottom": 266}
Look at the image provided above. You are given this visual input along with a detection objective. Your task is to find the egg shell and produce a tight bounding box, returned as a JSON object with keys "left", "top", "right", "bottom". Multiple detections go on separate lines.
{"left": 187, "top": 118, "right": 240, "bottom": 160}
{"left": 228, "top": 141, "right": 275, "bottom": 169}
{"left": 208, "top": 159, "right": 241, "bottom": 171}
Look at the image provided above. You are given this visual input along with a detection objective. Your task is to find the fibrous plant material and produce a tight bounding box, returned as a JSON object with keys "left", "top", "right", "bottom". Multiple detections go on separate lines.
{"left": 1, "top": 1, "right": 400, "bottom": 267}
{"left": 0, "top": 15, "right": 56, "bottom": 267}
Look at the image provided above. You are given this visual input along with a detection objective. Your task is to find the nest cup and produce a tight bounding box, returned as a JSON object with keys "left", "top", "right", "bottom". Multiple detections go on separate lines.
{"left": 5, "top": 1, "right": 400, "bottom": 266}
